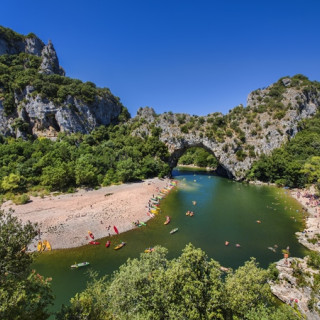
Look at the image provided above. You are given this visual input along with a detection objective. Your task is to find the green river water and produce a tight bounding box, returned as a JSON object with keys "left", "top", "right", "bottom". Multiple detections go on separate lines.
{"left": 33, "top": 168, "right": 307, "bottom": 313}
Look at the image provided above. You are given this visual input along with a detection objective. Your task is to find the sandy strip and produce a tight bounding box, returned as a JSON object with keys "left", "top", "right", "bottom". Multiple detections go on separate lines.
{"left": 290, "top": 185, "right": 320, "bottom": 252}
{"left": 1, "top": 178, "right": 172, "bottom": 252}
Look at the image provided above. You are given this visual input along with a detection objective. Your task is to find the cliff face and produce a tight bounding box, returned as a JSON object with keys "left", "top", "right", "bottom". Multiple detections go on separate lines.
{"left": 0, "top": 27, "right": 64, "bottom": 75}
{"left": 0, "top": 26, "right": 123, "bottom": 138}
{"left": 132, "top": 76, "right": 320, "bottom": 180}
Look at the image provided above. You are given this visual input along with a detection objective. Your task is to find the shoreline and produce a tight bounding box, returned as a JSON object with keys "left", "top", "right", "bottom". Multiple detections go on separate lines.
{"left": 1, "top": 177, "right": 174, "bottom": 252}
{"left": 251, "top": 180, "right": 320, "bottom": 252}
{"left": 289, "top": 186, "right": 320, "bottom": 253}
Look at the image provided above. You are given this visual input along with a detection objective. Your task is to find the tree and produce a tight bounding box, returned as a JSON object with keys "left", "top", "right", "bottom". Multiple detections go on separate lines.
{"left": 1, "top": 173, "right": 22, "bottom": 192}
{"left": 57, "top": 245, "right": 301, "bottom": 319}
{"left": 301, "top": 156, "right": 320, "bottom": 189}
{"left": 0, "top": 209, "right": 53, "bottom": 319}
{"left": 75, "top": 156, "right": 97, "bottom": 186}
{"left": 224, "top": 258, "right": 274, "bottom": 318}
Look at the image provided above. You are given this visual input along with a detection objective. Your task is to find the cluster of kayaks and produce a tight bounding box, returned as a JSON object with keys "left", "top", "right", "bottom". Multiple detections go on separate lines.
{"left": 73, "top": 181, "right": 179, "bottom": 269}
{"left": 147, "top": 181, "right": 178, "bottom": 217}
{"left": 37, "top": 240, "right": 52, "bottom": 252}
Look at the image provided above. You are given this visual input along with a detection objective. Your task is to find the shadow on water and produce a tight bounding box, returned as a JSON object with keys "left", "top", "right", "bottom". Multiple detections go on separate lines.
{"left": 33, "top": 167, "right": 307, "bottom": 313}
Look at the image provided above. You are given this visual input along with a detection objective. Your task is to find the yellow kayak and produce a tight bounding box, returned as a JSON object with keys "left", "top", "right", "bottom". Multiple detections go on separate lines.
{"left": 46, "top": 240, "right": 52, "bottom": 251}
{"left": 37, "top": 241, "right": 42, "bottom": 252}
{"left": 114, "top": 242, "right": 126, "bottom": 250}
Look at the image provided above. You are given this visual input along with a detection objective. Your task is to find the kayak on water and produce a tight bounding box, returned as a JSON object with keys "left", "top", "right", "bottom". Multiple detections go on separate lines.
{"left": 170, "top": 228, "right": 178, "bottom": 234}
{"left": 114, "top": 242, "right": 126, "bottom": 250}
{"left": 71, "top": 262, "right": 90, "bottom": 269}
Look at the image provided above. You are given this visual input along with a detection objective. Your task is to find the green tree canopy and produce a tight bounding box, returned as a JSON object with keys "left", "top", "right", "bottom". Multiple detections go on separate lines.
{"left": 0, "top": 209, "right": 53, "bottom": 319}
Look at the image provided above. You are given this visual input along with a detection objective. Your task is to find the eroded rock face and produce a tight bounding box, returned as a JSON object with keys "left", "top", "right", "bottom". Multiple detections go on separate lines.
{"left": 132, "top": 79, "right": 320, "bottom": 180}
{"left": 1, "top": 86, "right": 122, "bottom": 138}
{"left": 270, "top": 257, "right": 320, "bottom": 320}
{"left": 0, "top": 28, "right": 122, "bottom": 137}
{"left": 39, "top": 40, "right": 65, "bottom": 76}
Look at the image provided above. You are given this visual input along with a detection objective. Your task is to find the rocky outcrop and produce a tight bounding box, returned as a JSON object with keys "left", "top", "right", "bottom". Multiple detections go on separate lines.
{"left": 0, "top": 26, "right": 64, "bottom": 75}
{"left": 0, "top": 27, "right": 122, "bottom": 137}
{"left": 39, "top": 40, "right": 65, "bottom": 76}
{"left": 132, "top": 78, "right": 320, "bottom": 179}
{"left": 270, "top": 257, "right": 320, "bottom": 320}
{"left": 0, "top": 86, "right": 122, "bottom": 138}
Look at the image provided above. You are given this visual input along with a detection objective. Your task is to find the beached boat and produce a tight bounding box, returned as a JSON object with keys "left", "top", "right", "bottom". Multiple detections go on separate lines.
{"left": 89, "top": 241, "right": 100, "bottom": 245}
{"left": 37, "top": 241, "right": 42, "bottom": 252}
{"left": 46, "top": 240, "right": 52, "bottom": 251}
{"left": 133, "top": 222, "right": 141, "bottom": 227}
{"left": 164, "top": 216, "right": 170, "bottom": 225}
{"left": 71, "top": 262, "right": 90, "bottom": 269}
{"left": 42, "top": 240, "right": 47, "bottom": 251}
{"left": 105, "top": 241, "right": 111, "bottom": 248}
{"left": 114, "top": 226, "right": 119, "bottom": 234}
{"left": 140, "top": 222, "right": 147, "bottom": 226}
{"left": 114, "top": 242, "right": 126, "bottom": 250}
{"left": 170, "top": 228, "right": 178, "bottom": 234}
{"left": 88, "top": 231, "right": 94, "bottom": 239}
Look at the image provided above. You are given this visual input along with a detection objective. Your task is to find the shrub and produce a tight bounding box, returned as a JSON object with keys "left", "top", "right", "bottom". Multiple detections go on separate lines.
{"left": 12, "top": 194, "right": 30, "bottom": 205}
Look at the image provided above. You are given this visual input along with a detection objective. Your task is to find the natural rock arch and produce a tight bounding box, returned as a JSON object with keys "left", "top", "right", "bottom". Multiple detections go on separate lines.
{"left": 133, "top": 80, "right": 320, "bottom": 180}
{"left": 167, "top": 142, "right": 234, "bottom": 179}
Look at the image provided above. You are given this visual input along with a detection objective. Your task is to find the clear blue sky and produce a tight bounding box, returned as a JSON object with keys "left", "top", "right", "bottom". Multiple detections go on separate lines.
{"left": 2, "top": 0, "right": 320, "bottom": 116}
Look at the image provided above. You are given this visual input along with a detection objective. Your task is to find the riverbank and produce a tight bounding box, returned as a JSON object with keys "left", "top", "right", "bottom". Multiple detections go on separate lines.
{"left": 290, "top": 186, "right": 320, "bottom": 253}
{"left": 1, "top": 178, "right": 172, "bottom": 252}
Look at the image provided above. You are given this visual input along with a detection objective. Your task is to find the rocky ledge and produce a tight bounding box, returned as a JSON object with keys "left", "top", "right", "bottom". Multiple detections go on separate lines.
{"left": 270, "top": 257, "right": 320, "bottom": 320}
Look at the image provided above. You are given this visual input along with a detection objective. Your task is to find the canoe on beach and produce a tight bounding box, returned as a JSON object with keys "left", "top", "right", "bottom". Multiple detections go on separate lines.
{"left": 88, "top": 231, "right": 94, "bottom": 239}
{"left": 114, "top": 226, "right": 119, "bottom": 234}
{"left": 89, "top": 241, "right": 100, "bottom": 245}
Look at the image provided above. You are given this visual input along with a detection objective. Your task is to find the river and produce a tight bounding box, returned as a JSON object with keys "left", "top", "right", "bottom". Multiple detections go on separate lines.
{"left": 33, "top": 168, "right": 307, "bottom": 313}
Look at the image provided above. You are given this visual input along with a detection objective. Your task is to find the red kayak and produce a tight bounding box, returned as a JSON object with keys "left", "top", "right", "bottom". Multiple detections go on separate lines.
{"left": 113, "top": 225, "right": 119, "bottom": 235}
{"left": 105, "top": 241, "right": 111, "bottom": 248}
{"left": 89, "top": 241, "right": 100, "bottom": 245}
{"left": 88, "top": 231, "right": 94, "bottom": 239}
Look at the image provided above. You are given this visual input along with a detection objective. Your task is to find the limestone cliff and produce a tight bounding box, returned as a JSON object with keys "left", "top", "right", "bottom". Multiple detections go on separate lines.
{"left": 0, "top": 26, "right": 124, "bottom": 138}
{"left": 131, "top": 76, "right": 320, "bottom": 180}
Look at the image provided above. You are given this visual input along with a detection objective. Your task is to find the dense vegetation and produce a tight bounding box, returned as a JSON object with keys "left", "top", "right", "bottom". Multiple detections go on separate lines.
{"left": 56, "top": 244, "right": 300, "bottom": 320}
{"left": 247, "top": 112, "right": 320, "bottom": 188}
{"left": 0, "top": 209, "right": 53, "bottom": 319}
{"left": 0, "top": 124, "right": 170, "bottom": 201}
{"left": 178, "top": 147, "right": 218, "bottom": 168}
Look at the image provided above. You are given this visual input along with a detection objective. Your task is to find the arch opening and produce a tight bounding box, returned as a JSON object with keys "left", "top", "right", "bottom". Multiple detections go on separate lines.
{"left": 168, "top": 145, "right": 234, "bottom": 179}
